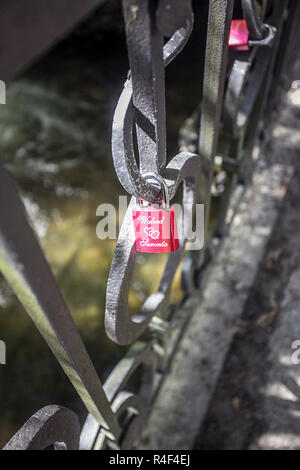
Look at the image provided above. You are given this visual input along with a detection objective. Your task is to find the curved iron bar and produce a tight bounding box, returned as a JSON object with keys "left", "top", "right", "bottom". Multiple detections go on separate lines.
{"left": 112, "top": 0, "right": 194, "bottom": 202}
{"left": 106, "top": 0, "right": 201, "bottom": 345}
{"left": 3, "top": 406, "right": 80, "bottom": 450}
{"left": 110, "top": 392, "right": 142, "bottom": 450}
{"left": 242, "top": 0, "right": 268, "bottom": 40}
{"left": 80, "top": 341, "right": 156, "bottom": 449}
{"left": 105, "top": 152, "right": 200, "bottom": 345}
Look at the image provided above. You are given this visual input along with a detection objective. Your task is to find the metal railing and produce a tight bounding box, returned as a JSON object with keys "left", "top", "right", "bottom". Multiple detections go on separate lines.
{"left": 1, "top": 0, "right": 300, "bottom": 450}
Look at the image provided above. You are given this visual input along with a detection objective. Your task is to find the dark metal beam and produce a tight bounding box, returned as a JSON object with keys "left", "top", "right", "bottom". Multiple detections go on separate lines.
{"left": 0, "top": 0, "right": 107, "bottom": 82}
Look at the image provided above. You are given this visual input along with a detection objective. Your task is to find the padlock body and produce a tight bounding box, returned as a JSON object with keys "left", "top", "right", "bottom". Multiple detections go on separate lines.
{"left": 229, "top": 19, "right": 249, "bottom": 50}
{"left": 132, "top": 205, "right": 179, "bottom": 253}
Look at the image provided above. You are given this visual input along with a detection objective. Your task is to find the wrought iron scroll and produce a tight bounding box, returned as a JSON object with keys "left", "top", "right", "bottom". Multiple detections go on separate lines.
{"left": 80, "top": 341, "right": 156, "bottom": 450}
{"left": 3, "top": 406, "right": 80, "bottom": 450}
{"left": 105, "top": 0, "right": 201, "bottom": 345}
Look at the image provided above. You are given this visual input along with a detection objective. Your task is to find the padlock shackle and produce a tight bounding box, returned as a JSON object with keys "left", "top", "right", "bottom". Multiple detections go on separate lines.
{"left": 140, "top": 172, "right": 170, "bottom": 208}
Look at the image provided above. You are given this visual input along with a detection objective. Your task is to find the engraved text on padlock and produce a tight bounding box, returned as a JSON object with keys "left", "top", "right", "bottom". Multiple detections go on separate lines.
{"left": 132, "top": 205, "right": 179, "bottom": 253}
{"left": 132, "top": 173, "right": 179, "bottom": 253}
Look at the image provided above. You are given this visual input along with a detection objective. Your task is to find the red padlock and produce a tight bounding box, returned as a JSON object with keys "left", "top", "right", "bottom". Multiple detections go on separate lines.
{"left": 228, "top": 19, "right": 250, "bottom": 51}
{"left": 132, "top": 173, "right": 179, "bottom": 253}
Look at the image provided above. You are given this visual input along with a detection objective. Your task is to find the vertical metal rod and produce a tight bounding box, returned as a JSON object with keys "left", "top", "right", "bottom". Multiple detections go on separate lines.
{"left": 122, "top": 0, "right": 166, "bottom": 175}
{"left": 198, "top": 0, "right": 234, "bottom": 265}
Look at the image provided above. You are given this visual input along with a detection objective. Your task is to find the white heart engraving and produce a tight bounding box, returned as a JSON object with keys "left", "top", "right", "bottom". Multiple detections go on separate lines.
{"left": 144, "top": 227, "right": 160, "bottom": 240}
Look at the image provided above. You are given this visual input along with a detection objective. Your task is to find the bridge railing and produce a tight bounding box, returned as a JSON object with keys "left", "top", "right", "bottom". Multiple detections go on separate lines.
{"left": 1, "top": 0, "right": 300, "bottom": 450}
